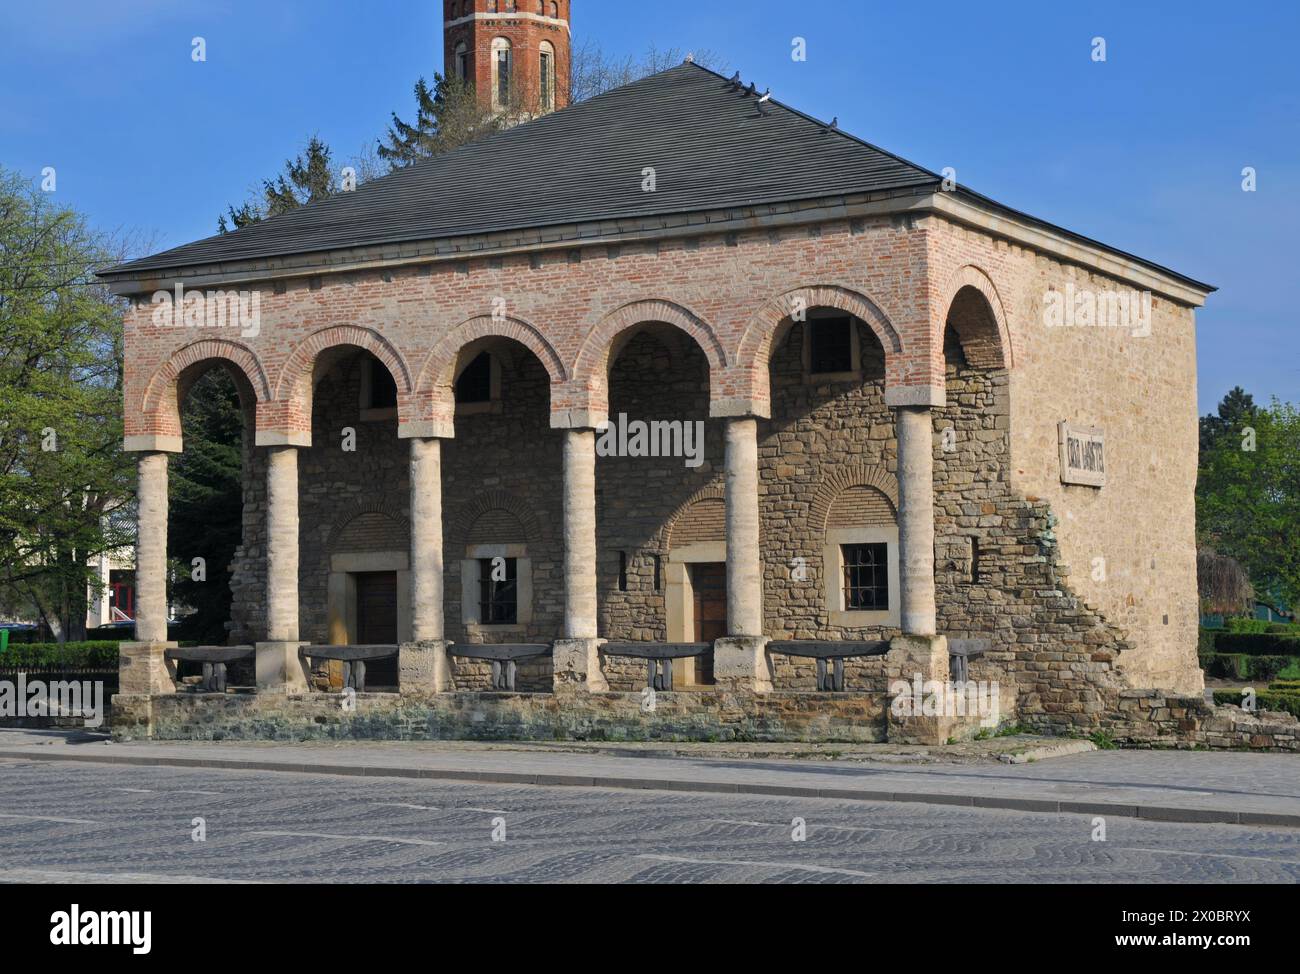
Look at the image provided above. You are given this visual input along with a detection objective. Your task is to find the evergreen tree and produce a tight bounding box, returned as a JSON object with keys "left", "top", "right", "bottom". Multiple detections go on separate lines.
{"left": 218, "top": 136, "right": 338, "bottom": 232}
{"left": 168, "top": 369, "right": 245, "bottom": 645}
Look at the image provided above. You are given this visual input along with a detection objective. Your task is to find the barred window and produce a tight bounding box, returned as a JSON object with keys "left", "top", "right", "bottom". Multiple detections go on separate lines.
{"left": 479, "top": 557, "right": 518, "bottom": 624}
{"left": 842, "top": 542, "right": 889, "bottom": 610}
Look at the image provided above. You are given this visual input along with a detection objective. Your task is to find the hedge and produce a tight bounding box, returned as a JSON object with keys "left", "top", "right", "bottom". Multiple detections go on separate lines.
{"left": 1198, "top": 653, "right": 1294, "bottom": 682}
{"left": 1197, "top": 628, "right": 1218, "bottom": 655}
{"left": 0, "top": 642, "right": 120, "bottom": 669}
{"left": 1213, "top": 689, "right": 1300, "bottom": 720}
{"left": 1212, "top": 632, "right": 1300, "bottom": 656}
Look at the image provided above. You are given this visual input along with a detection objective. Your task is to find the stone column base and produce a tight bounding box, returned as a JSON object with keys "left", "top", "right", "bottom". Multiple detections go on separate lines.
{"left": 714, "top": 636, "right": 773, "bottom": 694}
{"left": 255, "top": 641, "right": 310, "bottom": 694}
{"left": 399, "top": 640, "right": 453, "bottom": 695}
{"left": 553, "top": 638, "right": 607, "bottom": 694}
{"left": 885, "top": 634, "right": 951, "bottom": 745}
{"left": 118, "top": 641, "right": 178, "bottom": 696}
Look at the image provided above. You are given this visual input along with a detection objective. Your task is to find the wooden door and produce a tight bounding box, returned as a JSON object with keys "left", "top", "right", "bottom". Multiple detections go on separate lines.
{"left": 690, "top": 562, "right": 726, "bottom": 685}
{"left": 355, "top": 572, "right": 398, "bottom": 687}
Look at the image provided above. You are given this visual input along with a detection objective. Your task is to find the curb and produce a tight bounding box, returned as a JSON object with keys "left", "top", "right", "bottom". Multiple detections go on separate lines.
{"left": 1, "top": 747, "right": 1295, "bottom": 829}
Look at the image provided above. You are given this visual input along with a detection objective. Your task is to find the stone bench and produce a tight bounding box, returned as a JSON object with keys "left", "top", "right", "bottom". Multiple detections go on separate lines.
{"left": 947, "top": 639, "right": 992, "bottom": 683}
{"left": 766, "top": 640, "right": 891, "bottom": 691}
{"left": 299, "top": 645, "right": 398, "bottom": 693}
{"left": 164, "top": 646, "right": 254, "bottom": 693}
{"left": 601, "top": 642, "right": 712, "bottom": 691}
{"left": 449, "top": 644, "right": 552, "bottom": 692}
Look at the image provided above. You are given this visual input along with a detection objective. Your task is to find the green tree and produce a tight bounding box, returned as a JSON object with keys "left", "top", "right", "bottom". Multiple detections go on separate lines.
{"left": 0, "top": 167, "right": 134, "bottom": 641}
{"left": 1197, "top": 391, "right": 1300, "bottom": 615}
{"left": 168, "top": 369, "right": 245, "bottom": 645}
{"left": 218, "top": 135, "right": 338, "bottom": 232}
{"left": 378, "top": 74, "right": 517, "bottom": 167}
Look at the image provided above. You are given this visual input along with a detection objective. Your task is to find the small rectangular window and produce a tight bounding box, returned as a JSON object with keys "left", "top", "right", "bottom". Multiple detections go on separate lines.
{"left": 455, "top": 352, "right": 492, "bottom": 403}
{"left": 368, "top": 358, "right": 397, "bottom": 409}
{"left": 653, "top": 554, "right": 662, "bottom": 591}
{"left": 970, "top": 536, "right": 981, "bottom": 584}
{"left": 810, "top": 316, "right": 853, "bottom": 374}
{"left": 478, "top": 557, "right": 518, "bottom": 624}
{"left": 842, "top": 542, "right": 889, "bottom": 610}
{"left": 618, "top": 551, "right": 628, "bottom": 592}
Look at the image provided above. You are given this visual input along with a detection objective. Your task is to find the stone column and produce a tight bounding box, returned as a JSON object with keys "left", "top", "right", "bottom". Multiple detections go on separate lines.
{"left": 119, "top": 451, "right": 178, "bottom": 709}
{"left": 134, "top": 452, "right": 170, "bottom": 644}
{"left": 257, "top": 445, "right": 308, "bottom": 692}
{"left": 715, "top": 418, "right": 771, "bottom": 692}
{"left": 554, "top": 428, "right": 606, "bottom": 692}
{"left": 562, "top": 429, "right": 598, "bottom": 639}
{"left": 887, "top": 404, "right": 948, "bottom": 743}
{"left": 895, "top": 405, "right": 937, "bottom": 636}
{"left": 402, "top": 436, "right": 452, "bottom": 695}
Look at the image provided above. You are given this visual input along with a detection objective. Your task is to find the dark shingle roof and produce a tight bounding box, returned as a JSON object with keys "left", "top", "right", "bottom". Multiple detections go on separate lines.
{"left": 104, "top": 63, "right": 940, "bottom": 277}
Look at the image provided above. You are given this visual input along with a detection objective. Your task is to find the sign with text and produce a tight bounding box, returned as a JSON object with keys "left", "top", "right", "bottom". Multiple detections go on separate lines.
{"left": 1058, "top": 422, "right": 1106, "bottom": 487}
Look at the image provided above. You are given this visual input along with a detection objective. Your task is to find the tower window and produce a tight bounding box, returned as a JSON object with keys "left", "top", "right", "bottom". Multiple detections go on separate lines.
{"left": 539, "top": 43, "right": 555, "bottom": 110}
{"left": 618, "top": 551, "right": 628, "bottom": 592}
{"left": 454, "top": 42, "right": 468, "bottom": 81}
{"left": 550, "top": 1, "right": 559, "bottom": 16}
{"left": 491, "top": 37, "right": 513, "bottom": 107}
{"left": 810, "top": 315, "right": 854, "bottom": 374}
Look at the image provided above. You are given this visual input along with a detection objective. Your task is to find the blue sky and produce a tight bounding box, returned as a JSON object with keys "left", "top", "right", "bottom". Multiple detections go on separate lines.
{"left": 2, "top": 0, "right": 1295, "bottom": 415}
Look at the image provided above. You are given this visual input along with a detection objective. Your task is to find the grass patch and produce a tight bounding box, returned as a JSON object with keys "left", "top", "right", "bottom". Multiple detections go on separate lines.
{"left": 1089, "top": 730, "right": 1118, "bottom": 750}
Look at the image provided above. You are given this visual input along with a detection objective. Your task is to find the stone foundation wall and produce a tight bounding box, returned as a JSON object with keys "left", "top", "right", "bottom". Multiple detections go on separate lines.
{"left": 112, "top": 689, "right": 889, "bottom": 744}
{"left": 1103, "top": 690, "right": 1300, "bottom": 752}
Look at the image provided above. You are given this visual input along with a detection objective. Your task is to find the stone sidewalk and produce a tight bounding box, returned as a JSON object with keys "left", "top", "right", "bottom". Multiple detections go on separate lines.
{"left": 1, "top": 729, "right": 1297, "bottom": 828}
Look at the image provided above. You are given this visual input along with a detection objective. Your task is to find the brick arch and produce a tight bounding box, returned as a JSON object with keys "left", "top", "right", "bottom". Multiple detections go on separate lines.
{"left": 141, "top": 339, "right": 271, "bottom": 437}
{"left": 275, "top": 325, "right": 413, "bottom": 401}
{"left": 325, "top": 499, "right": 411, "bottom": 553}
{"left": 808, "top": 465, "right": 899, "bottom": 533}
{"left": 418, "top": 314, "right": 566, "bottom": 393}
{"left": 738, "top": 285, "right": 904, "bottom": 370}
{"left": 412, "top": 314, "right": 566, "bottom": 436}
{"left": 661, "top": 483, "right": 726, "bottom": 550}
{"left": 567, "top": 300, "right": 726, "bottom": 422}
{"left": 574, "top": 300, "right": 727, "bottom": 386}
{"left": 448, "top": 489, "right": 546, "bottom": 550}
{"left": 939, "top": 264, "right": 1013, "bottom": 370}
{"left": 266, "top": 325, "right": 415, "bottom": 444}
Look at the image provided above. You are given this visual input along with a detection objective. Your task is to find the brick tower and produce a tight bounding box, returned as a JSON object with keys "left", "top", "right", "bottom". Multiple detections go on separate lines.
{"left": 444, "top": 1, "right": 571, "bottom": 120}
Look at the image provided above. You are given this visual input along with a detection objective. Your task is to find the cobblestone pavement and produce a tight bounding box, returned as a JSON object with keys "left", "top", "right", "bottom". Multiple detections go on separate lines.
{"left": 0, "top": 759, "right": 1297, "bottom": 883}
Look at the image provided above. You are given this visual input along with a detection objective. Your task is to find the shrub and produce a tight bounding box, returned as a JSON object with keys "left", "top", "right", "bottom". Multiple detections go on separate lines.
{"left": 1200, "top": 653, "right": 1296, "bottom": 682}
{"left": 1225, "top": 617, "right": 1272, "bottom": 634}
{"left": 1213, "top": 633, "right": 1300, "bottom": 656}
{"left": 1213, "top": 689, "right": 1300, "bottom": 720}
{"left": 0, "top": 641, "right": 120, "bottom": 669}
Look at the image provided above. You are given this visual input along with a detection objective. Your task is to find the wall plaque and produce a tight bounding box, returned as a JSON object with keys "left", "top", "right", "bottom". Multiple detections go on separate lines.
{"left": 1058, "top": 422, "right": 1106, "bottom": 487}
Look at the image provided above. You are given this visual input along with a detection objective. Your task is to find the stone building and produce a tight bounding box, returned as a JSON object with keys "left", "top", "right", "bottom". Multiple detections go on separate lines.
{"left": 102, "top": 29, "right": 1293, "bottom": 747}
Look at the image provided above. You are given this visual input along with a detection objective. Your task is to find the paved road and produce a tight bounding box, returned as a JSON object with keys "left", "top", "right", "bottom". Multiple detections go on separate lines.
{"left": 0, "top": 758, "right": 1297, "bottom": 883}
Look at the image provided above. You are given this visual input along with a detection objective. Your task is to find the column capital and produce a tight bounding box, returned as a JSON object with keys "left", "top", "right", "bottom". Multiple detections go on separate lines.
{"left": 885, "top": 385, "right": 946, "bottom": 409}
{"left": 123, "top": 435, "right": 183, "bottom": 454}
{"left": 254, "top": 430, "right": 311, "bottom": 448}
